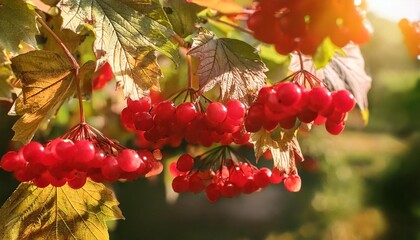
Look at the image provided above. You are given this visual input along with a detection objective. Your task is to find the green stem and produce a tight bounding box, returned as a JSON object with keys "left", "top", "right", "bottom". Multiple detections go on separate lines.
{"left": 36, "top": 15, "right": 84, "bottom": 123}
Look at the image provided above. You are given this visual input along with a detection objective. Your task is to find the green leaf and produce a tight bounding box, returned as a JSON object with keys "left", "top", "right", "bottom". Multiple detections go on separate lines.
{"left": 161, "top": 0, "right": 203, "bottom": 38}
{"left": 0, "top": 0, "right": 39, "bottom": 54}
{"left": 58, "top": 0, "right": 179, "bottom": 99}
{"left": 259, "top": 44, "right": 289, "bottom": 64}
{"left": 9, "top": 50, "right": 76, "bottom": 143}
{"left": 0, "top": 181, "right": 124, "bottom": 240}
{"left": 312, "top": 38, "right": 338, "bottom": 69}
{"left": 120, "top": 0, "right": 172, "bottom": 29}
{"left": 250, "top": 127, "right": 301, "bottom": 174}
{"left": 188, "top": 30, "right": 267, "bottom": 105}
{"left": 289, "top": 44, "right": 372, "bottom": 123}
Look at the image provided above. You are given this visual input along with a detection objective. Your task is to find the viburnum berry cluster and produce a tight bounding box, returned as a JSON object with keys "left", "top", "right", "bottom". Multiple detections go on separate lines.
{"left": 169, "top": 146, "right": 301, "bottom": 202}
{"left": 246, "top": 72, "right": 356, "bottom": 135}
{"left": 121, "top": 96, "right": 250, "bottom": 148}
{"left": 398, "top": 18, "right": 420, "bottom": 58}
{"left": 247, "top": 0, "right": 372, "bottom": 55}
{"left": 0, "top": 123, "right": 162, "bottom": 189}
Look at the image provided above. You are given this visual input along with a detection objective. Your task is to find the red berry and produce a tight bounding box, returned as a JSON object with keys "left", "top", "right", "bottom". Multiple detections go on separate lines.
{"left": 332, "top": 90, "right": 356, "bottom": 112}
{"left": 226, "top": 100, "right": 246, "bottom": 120}
{"left": 134, "top": 112, "right": 154, "bottom": 131}
{"left": 274, "top": 82, "right": 302, "bottom": 106}
{"left": 172, "top": 175, "right": 189, "bottom": 193}
{"left": 73, "top": 140, "right": 95, "bottom": 163}
{"left": 117, "top": 149, "right": 141, "bottom": 172}
{"left": 284, "top": 174, "right": 301, "bottom": 192}
{"left": 176, "top": 102, "right": 197, "bottom": 124}
{"left": 206, "top": 102, "right": 227, "bottom": 123}
{"left": 176, "top": 154, "right": 194, "bottom": 172}
{"left": 68, "top": 174, "right": 87, "bottom": 189}
{"left": 325, "top": 119, "right": 345, "bottom": 135}
{"left": 308, "top": 87, "right": 332, "bottom": 112}
{"left": 270, "top": 168, "right": 285, "bottom": 184}
{"left": 205, "top": 183, "right": 221, "bottom": 202}
{"left": 1, "top": 151, "right": 26, "bottom": 172}
{"left": 254, "top": 168, "right": 271, "bottom": 188}
{"left": 101, "top": 156, "right": 121, "bottom": 181}
{"left": 22, "top": 142, "right": 45, "bottom": 163}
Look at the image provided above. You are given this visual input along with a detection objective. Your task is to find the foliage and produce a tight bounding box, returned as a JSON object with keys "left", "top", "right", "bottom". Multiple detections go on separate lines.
{"left": 1, "top": 0, "right": 417, "bottom": 239}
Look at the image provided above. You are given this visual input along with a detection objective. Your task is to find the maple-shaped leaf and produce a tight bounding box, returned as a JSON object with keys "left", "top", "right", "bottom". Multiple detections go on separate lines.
{"left": 188, "top": 30, "right": 267, "bottom": 105}
{"left": 289, "top": 44, "right": 372, "bottom": 122}
{"left": 0, "top": 0, "right": 39, "bottom": 54}
{"left": 188, "top": 0, "right": 244, "bottom": 14}
{"left": 9, "top": 50, "right": 77, "bottom": 143}
{"left": 162, "top": 0, "right": 203, "bottom": 38}
{"left": 0, "top": 181, "right": 124, "bottom": 240}
{"left": 58, "top": 0, "right": 179, "bottom": 99}
{"left": 250, "top": 128, "right": 302, "bottom": 174}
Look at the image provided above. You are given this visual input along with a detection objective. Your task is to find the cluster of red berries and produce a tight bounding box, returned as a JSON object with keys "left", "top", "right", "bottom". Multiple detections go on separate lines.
{"left": 170, "top": 152, "right": 301, "bottom": 202}
{"left": 247, "top": 0, "right": 372, "bottom": 55}
{"left": 0, "top": 138, "right": 162, "bottom": 189}
{"left": 399, "top": 18, "right": 420, "bottom": 58}
{"left": 245, "top": 82, "right": 356, "bottom": 135}
{"left": 121, "top": 97, "right": 250, "bottom": 147}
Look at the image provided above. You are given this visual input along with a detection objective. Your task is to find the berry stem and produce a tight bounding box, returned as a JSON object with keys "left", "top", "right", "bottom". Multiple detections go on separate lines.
{"left": 297, "top": 51, "right": 304, "bottom": 72}
{"left": 36, "top": 15, "right": 85, "bottom": 123}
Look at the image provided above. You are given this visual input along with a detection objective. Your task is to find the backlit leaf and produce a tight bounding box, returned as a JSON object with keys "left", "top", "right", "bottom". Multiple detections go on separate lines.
{"left": 0, "top": 0, "right": 39, "bottom": 54}
{"left": 10, "top": 50, "right": 76, "bottom": 143}
{"left": 250, "top": 128, "right": 301, "bottom": 174}
{"left": 116, "top": 49, "right": 162, "bottom": 97}
{"left": 0, "top": 181, "right": 124, "bottom": 240}
{"left": 188, "top": 0, "right": 244, "bottom": 14}
{"left": 289, "top": 44, "right": 372, "bottom": 123}
{"left": 0, "top": 49, "right": 13, "bottom": 102}
{"left": 188, "top": 30, "right": 267, "bottom": 105}
{"left": 312, "top": 38, "right": 339, "bottom": 69}
{"left": 162, "top": 0, "right": 203, "bottom": 38}
{"left": 58, "top": 0, "right": 179, "bottom": 99}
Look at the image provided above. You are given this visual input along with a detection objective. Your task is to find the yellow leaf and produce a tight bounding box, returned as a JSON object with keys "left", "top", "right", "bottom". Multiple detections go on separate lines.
{"left": 10, "top": 50, "right": 76, "bottom": 143}
{"left": 250, "top": 128, "right": 301, "bottom": 174}
{"left": 0, "top": 180, "right": 124, "bottom": 240}
{"left": 116, "top": 49, "right": 163, "bottom": 99}
{"left": 188, "top": 0, "right": 244, "bottom": 14}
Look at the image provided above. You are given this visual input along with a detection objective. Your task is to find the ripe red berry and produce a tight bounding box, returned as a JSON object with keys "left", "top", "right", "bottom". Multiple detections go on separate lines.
{"left": 176, "top": 102, "right": 197, "bottom": 124}
{"left": 332, "top": 90, "right": 356, "bottom": 113}
{"left": 73, "top": 140, "right": 95, "bottom": 163}
{"left": 325, "top": 119, "right": 345, "bottom": 135}
{"left": 284, "top": 174, "right": 302, "bottom": 192}
{"left": 308, "top": 87, "right": 332, "bottom": 112}
{"left": 226, "top": 100, "right": 246, "bottom": 120}
{"left": 101, "top": 156, "right": 121, "bottom": 181}
{"left": 117, "top": 149, "right": 141, "bottom": 172}
{"left": 176, "top": 154, "right": 194, "bottom": 172}
{"left": 206, "top": 102, "right": 227, "bottom": 123}
{"left": 134, "top": 112, "right": 154, "bottom": 131}
{"left": 254, "top": 168, "right": 272, "bottom": 188}
{"left": 1, "top": 151, "right": 26, "bottom": 172}
{"left": 172, "top": 175, "right": 189, "bottom": 193}
{"left": 205, "top": 183, "right": 221, "bottom": 202}
{"left": 22, "top": 142, "right": 44, "bottom": 163}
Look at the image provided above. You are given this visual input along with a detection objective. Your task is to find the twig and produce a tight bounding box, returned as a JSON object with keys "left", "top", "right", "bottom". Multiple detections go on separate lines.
{"left": 36, "top": 15, "right": 84, "bottom": 123}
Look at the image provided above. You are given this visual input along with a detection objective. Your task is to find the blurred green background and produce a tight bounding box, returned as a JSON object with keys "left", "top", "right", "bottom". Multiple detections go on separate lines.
{"left": 1, "top": 13, "right": 420, "bottom": 240}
